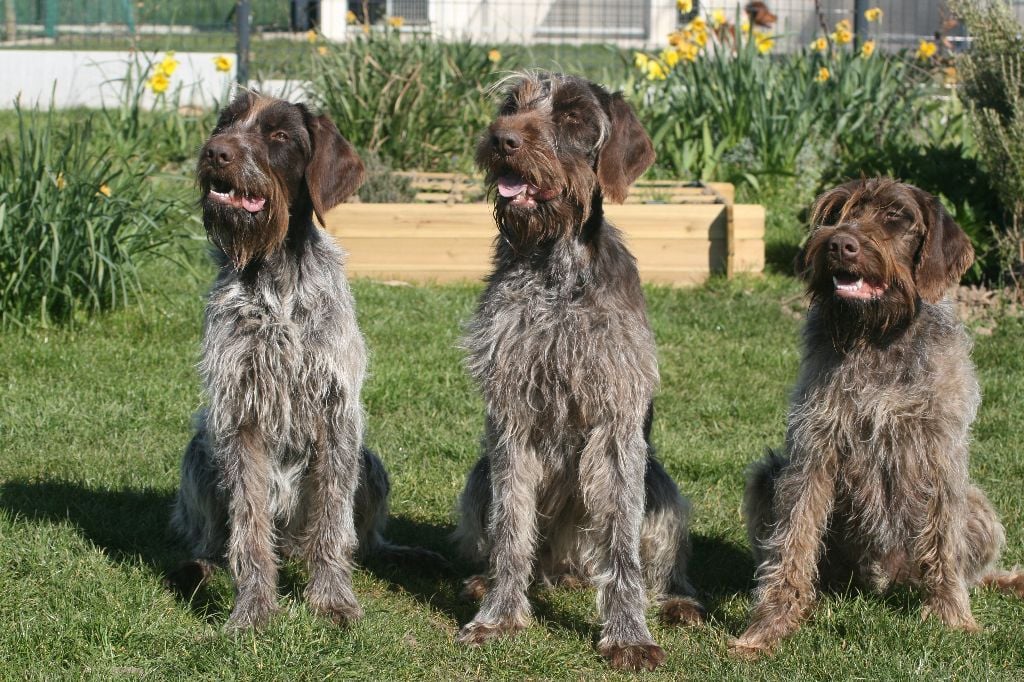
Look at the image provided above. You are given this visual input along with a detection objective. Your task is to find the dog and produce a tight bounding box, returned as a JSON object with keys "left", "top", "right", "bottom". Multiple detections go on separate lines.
{"left": 452, "top": 72, "right": 704, "bottom": 672}
{"left": 730, "top": 178, "right": 1024, "bottom": 657}
{"left": 169, "top": 92, "right": 431, "bottom": 630}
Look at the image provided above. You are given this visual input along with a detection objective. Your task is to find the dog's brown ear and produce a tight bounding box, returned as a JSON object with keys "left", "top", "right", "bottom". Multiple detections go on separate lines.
{"left": 305, "top": 114, "right": 364, "bottom": 228}
{"left": 596, "top": 93, "right": 655, "bottom": 204}
{"left": 913, "top": 190, "right": 974, "bottom": 302}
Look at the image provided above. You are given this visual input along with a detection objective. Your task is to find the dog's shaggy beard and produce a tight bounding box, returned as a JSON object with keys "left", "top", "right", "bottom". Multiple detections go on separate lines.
{"left": 200, "top": 172, "right": 290, "bottom": 271}
{"left": 487, "top": 154, "right": 599, "bottom": 253}
{"left": 802, "top": 232, "right": 918, "bottom": 350}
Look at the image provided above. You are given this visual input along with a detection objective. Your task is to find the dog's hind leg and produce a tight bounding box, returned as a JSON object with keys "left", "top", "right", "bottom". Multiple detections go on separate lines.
{"left": 742, "top": 449, "right": 789, "bottom": 569}
{"left": 964, "top": 485, "right": 1024, "bottom": 598}
{"left": 452, "top": 452, "right": 493, "bottom": 600}
{"left": 641, "top": 455, "right": 705, "bottom": 625}
{"left": 167, "top": 415, "right": 227, "bottom": 597}
{"left": 356, "top": 447, "right": 450, "bottom": 569}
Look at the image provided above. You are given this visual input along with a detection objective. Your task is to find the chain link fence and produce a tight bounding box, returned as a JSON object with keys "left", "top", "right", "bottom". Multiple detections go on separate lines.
{"left": 3, "top": 1, "right": 1024, "bottom": 80}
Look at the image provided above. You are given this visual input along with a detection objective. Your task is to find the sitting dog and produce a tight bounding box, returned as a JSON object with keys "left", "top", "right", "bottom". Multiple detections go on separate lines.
{"left": 731, "top": 179, "right": 1024, "bottom": 656}
{"left": 453, "top": 72, "right": 704, "bottom": 672}
{"left": 169, "top": 92, "right": 429, "bottom": 629}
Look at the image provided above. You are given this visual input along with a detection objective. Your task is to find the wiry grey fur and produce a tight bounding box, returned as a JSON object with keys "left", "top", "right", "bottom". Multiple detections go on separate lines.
{"left": 731, "top": 179, "right": 1024, "bottom": 657}
{"left": 453, "top": 72, "right": 703, "bottom": 672}
{"left": 169, "top": 93, "right": 432, "bottom": 630}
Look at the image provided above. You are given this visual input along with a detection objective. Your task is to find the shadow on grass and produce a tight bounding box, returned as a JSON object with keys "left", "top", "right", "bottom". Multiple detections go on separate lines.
{"left": 0, "top": 478, "right": 761, "bottom": 635}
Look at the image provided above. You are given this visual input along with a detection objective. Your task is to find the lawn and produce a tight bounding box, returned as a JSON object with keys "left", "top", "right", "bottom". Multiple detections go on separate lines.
{"left": 1, "top": 249, "right": 1022, "bottom": 679}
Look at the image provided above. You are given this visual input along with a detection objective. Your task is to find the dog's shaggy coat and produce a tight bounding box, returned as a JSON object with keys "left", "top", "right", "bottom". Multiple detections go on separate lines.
{"left": 452, "top": 72, "right": 703, "bottom": 671}
{"left": 731, "top": 179, "right": 1024, "bottom": 656}
{"left": 170, "top": 92, "right": 419, "bottom": 630}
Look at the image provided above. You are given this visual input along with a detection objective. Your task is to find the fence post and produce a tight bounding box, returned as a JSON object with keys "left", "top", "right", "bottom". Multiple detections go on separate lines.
{"left": 237, "top": 0, "right": 251, "bottom": 86}
{"left": 853, "top": 0, "right": 868, "bottom": 46}
{"left": 43, "top": 0, "right": 56, "bottom": 38}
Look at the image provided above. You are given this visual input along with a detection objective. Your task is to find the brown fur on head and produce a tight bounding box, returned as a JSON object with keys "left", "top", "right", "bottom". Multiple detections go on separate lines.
{"left": 475, "top": 72, "right": 655, "bottom": 250}
{"left": 197, "top": 91, "right": 363, "bottom": 269}
{"left": 745, "top": 1, "right": 777, "bottom": 28}
{"left": 796, "top": 178, "right": 973, "bottom": 344}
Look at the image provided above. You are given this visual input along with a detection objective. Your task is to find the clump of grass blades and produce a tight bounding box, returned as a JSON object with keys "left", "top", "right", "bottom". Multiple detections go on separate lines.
{"left": 0, "top": 102, "right": 179, "bottom": 328}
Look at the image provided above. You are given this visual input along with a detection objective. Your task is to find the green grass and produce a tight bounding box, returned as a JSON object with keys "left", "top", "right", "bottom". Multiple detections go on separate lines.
{"left": 1, "top": 249, "right": 1023, "bottom": 679}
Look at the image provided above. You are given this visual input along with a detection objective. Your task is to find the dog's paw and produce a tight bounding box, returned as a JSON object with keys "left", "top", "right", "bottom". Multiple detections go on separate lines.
{"left": 921, "top": 603, "right": 981, "bottom": 633}
{"left": 461, "top": 575, "right": 489, "bottom": 601}
{"left": 728, "top": 635, "right": 773, "bottom": 660}
{"left": 456, "top": 618, "right": 526, "bottom": 645}
{"left": 305, "top": 584, "right": 363, "bottom": 627}
{"left": 224, "top": 595, "right": 279, "bottom": 632}
{"left": 597, "top": 641, "right": 666, "bottom": 671}
{"left": 660, "top": 597, "right": 706, "bottom": 626}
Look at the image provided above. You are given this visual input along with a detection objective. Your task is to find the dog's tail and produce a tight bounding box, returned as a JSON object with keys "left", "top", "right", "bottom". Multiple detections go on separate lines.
{"left": 979, "top": 569, "right": 1024, "bottom": 598}
{"left": 363, "top": 533, "right": 452, "bottom": 571}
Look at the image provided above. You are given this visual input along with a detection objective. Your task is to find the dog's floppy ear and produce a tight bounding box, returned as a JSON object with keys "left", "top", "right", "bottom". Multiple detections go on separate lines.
{"left": 912, "top": 188, "right": 974, "bottom": 302}
{"left": 305, "top": 113, "right": 364, "bottom": 228}
{"left": 596, "top": 93, "right": 655, "bottom": 204}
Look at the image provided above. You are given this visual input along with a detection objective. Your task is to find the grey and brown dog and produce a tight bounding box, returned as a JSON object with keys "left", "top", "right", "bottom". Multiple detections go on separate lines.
{"left": 452, "top": 72, "right": 704, "bottom": 671}
{"left": 169, "top": 92, "right": 426, "bottom": 630}
{"left": 731, "top": 178, "right": 1024, "bottom": 657}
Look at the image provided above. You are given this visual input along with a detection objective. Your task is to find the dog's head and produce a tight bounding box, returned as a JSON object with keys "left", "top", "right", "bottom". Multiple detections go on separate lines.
{"left": 197, "top": 91, "right": 364, "bottom": 269}
{"left": 475, "top": 72, "right": 655, "bottom": 247}
{"left": 797, "top": 178, "right": 973, "bottom": 340}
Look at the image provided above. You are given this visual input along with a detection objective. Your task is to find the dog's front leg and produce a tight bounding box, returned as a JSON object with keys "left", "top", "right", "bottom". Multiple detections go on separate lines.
{"left": 583, "top": 427, "right": 666, "bottom": 672}
{"left": 917, "top": 464, "right": 978, "bottom": 631}
{"left": 731, "top": 445, "right": 838, "bottom": 658}
{"left": 221, "top": 425, "right": 280, "bottom": 630}
{"left": 302, "top": 407, "right": 363, "bottom": 626}
{"left": 457, "top": 428, "right": 541, "bottom": 645}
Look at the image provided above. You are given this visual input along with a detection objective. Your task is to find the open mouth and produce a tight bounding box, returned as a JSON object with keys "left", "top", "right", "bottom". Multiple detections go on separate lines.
{"left": 832, "top": 271, "right": 887, "bottom": 300}
{"left": 206, "top": 179, "right": 267, "bottom": 214}
{"left": 496, "top": 173, "right": 559, "bottom": 209}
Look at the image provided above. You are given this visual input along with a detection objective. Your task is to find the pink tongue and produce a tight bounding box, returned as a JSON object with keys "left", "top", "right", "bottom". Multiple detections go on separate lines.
{"left": 241, "top": 196, "right": 266, "bottom": 212}
{"left": 497, "top": 175, "right": 528, "bottom": 198}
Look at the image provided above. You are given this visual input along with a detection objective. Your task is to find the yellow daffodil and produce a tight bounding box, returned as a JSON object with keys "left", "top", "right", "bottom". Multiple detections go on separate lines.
{"left": 661, "top": 47, "right": 680, "bottom": 68}
{"left": 213, "top": 55, "right": 232, "bottom": 72}
{"left": 97, "top": 184, "right": 111, "bottom": 198}
{"left": 647, "top": 60, "right": 667, "bottom": 81}
{"left": 916, "top": 39, "right": 937, "bottom": 60}
{"left": 387, "top": 15, "right": 404, "bottom": 28}
{"left": 677, "top": 0, "right": 692, "bottom": 13}
{"left": 755, "top": 32, "right": 774, "bottom": 54}
{"left": 306, "top": 29, "right": 317, "bottom": 42}
{"left": 865, "top": 7, "right": 883, "bottom": 22}
{"left": 693, "top": 28, "right": 708, "bottom": 47}
{"left": 488, "top": 49, "right": 501, "bottom": 63}
{"left": 831, "top": 28, "right": 853, "bottom": 45}
{"left": 815, "top": 66, "right": 831, "bottom": 82}
{"left": 835, "top": 19, "right": 852, "bottom": 32}
{"left": 740, "top": 19, "right": 750, "bottom": 33}
{"left": 634, "top": 51, "right": 650, "bottom": 70}
{"left": 810, "top": 36, "right": 828, "bottom": 52}
{"left": 711, "top": 9, "right": 727, "bottom": 28}
{"left": 346, "top": 10, "right": 357, "bottom": 23}
{"left": 668, "top": 30, "right": 685, "bottom": 47}
{"left": 317, "top": 45, "right": 328, "bottom": 56}
{"left": 679, "top": 42, "right": 699, "bottom": 62}
{"left": 147, "top": 72, "right": 170, "bottom": 93}
{"left": 54, "top": 172, "right": 66, "bottom": 190}
{"left": 688, "top": 16, "right": 706, "bottom": 32}
{"left": 943, "top": 66, "right": 958, "bottom": 84}
{"left": 158, "top": 53, "right": 179, "bottom": 76}
{"left": 860, "top": 39, "right": 876, "bottom": 57}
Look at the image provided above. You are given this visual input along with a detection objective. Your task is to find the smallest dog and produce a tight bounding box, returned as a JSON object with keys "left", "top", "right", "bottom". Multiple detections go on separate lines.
{"left": 169, "top": 92, "right": 434, "bottom": 630}
{"left": 731, "top": 179, "right": 1024, "bottom": 657}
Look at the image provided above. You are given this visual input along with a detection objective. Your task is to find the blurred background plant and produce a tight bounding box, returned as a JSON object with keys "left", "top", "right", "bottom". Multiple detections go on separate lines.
{"left": 948, "top": 0, "right": 1024, "bottom": 284}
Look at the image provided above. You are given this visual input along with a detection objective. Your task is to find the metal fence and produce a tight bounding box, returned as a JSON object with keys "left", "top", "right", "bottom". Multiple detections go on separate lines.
{"left": 3, "top": 1, "right": 1024, "bottom": 76}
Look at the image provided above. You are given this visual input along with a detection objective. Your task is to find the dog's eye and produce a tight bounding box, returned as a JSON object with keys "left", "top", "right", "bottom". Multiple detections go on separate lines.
{"left": 270, "top": 130, "right": 289, "bottom": 142}
{"left": 560, "top": 110, "right": 579, "bottom": 123}
{"left": 886, "top": 209, "right": 905, "bottom": 221}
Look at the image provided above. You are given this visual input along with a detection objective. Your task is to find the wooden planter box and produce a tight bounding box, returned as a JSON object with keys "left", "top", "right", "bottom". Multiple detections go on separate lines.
{"left": 323, "top": 173, "right": 764, "bottom": 286}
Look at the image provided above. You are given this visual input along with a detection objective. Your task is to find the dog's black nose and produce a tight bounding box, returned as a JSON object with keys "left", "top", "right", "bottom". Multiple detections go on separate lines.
{"left": 205, "top": 141, "right": 235, "bottom": 168}
{"left": 491, "top": 130, "right": 522, "bottom": 155}
{"left": 828, "top": 233, "right": 860, "bottom": 260}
